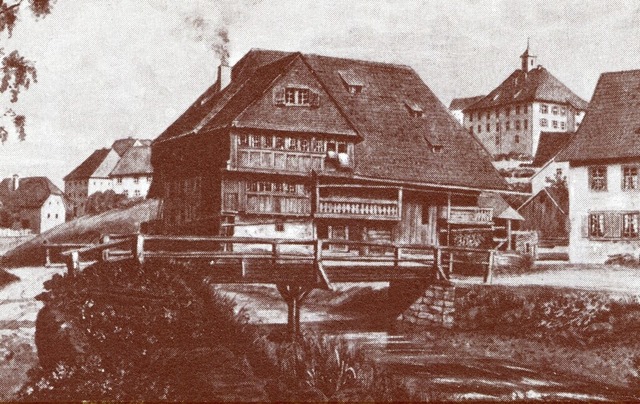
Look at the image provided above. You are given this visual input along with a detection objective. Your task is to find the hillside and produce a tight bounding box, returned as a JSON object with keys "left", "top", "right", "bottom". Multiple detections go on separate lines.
{"left": 1, "top": 199, "right": 159, "bottom": 268}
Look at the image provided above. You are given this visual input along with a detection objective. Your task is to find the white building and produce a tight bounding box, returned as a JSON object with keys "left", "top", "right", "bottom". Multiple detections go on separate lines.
{"left": 110, "top": 145, "right": 153, "bottom": 198}
{"left": 557, "top": 69, "right": 640, "bottom": 263}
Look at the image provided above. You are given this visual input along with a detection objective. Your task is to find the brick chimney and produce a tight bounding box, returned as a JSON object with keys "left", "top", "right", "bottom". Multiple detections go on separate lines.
{"left": 217, "top": 61, "right": 231, "bottom": 92}
{"left": 12, "top": 174, "right": 19, "bottom": 191}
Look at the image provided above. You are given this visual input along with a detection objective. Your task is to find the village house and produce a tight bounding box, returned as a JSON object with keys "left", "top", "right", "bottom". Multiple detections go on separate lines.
{"left": 64, "top": 138, "right": 153, "bottom": 216}
{"left": 557, "top": 69, "right": 640, "bottom": 263}
{"left": 460, "top": 44, "right": 588, "bottom": 159}
{"left": 149, "top": 49, "right": 510, "bottom": 248}
{"left": 0, "top": 175, "right": 66, "bottom": 233}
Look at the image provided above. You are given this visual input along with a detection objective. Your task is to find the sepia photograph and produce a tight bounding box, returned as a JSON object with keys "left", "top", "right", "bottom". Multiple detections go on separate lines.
{"left": 1, "top": 0, "right": 640, "bottom": 401}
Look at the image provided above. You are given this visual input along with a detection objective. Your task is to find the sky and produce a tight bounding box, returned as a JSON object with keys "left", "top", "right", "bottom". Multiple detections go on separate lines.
{"left": 1, "top": 0, "right": 639, "bottom": 188}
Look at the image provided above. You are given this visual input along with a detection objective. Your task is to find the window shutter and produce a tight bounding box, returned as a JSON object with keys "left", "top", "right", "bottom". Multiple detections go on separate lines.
{"left": 604, "top": 212, "right": 622, "bottom": 238}
{"left": 581, "top": 215, "right": 589, "bottom": 238}
{"left": 273, "top": 87, "right": 286, "bottom": 106}
{"left": 310, "top": 90, "right": 320, "bottom": 107}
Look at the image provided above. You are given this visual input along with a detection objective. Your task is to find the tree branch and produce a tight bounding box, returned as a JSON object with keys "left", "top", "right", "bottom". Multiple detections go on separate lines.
{"left": 0, "top": 0, "right": 24, "bottom": 16}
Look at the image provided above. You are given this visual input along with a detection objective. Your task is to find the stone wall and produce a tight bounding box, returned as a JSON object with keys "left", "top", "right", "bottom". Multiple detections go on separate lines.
{"left": 397, "top": 282, "right": 455, "bottom": 328}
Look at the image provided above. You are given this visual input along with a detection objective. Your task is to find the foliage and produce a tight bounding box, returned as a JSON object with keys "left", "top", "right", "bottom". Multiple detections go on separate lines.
{"left": 19, "top": 260, "right": 258, "bottom": 401}
{"left": 0, "top": 0, "right": 56, "bottom": 143}
{"left": 255, "top": 333, "right": 419, "bottom": 402}
{"left": 83, "top": 190, "right": 138, "bottom": 216}
{"left": 456, "top": 286, "right": 640, "bottom": 346}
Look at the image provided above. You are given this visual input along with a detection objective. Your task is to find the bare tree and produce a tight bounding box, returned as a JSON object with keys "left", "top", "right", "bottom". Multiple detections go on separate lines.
{"left": 0, "top": 0, "right": 55, "bottom": 143}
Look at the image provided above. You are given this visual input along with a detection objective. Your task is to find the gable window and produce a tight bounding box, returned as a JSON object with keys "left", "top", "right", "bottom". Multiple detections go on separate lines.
{"left": 589, "top": 166, "right": 607, "bottom": 191}
{"left": 552, "top": 106, "right": 559, "bottom": 115}
{"left": 540, "top": 104, "right": 548, "bottom": 113}
{"left": 285, "top": 87, "right": 310, "bottom": 105}
{"left": 486, "top": 123, "right": 490, "bottom": 132}
{"left": 134, "top": 176, "right": 140, "bottom": 184}
{"left": 622, "top": 166, "right": 639, "bottom": 190}
{"left": 589, "top": 213, "right": 605, "bottom": 237}
{"left": 540, "top": 118, "right": 548, "bottom": 127}
{"left": 623, "top": 213, "right": 640, "bottom": 238}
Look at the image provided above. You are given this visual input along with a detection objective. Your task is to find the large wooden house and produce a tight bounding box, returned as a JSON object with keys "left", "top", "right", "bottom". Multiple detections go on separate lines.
{"left": 149, "top": 49, "right": 509, "bottom": 247}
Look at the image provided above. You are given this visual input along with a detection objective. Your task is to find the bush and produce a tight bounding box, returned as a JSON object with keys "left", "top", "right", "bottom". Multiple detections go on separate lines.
{"left": 20, "top": 260, "right": 262, "bottom": 402}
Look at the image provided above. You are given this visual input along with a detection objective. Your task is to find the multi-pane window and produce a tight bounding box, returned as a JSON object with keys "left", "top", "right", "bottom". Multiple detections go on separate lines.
{"left": 589, "top": 213, "right": 605, "bottom": 237}
{"left": 623, "top": 213, "right": 639, "bottom": 238}
{"left": 134, "top": 190, "right": 141, "bottom": 197}
{"left": 524, "top": 105, "right": 528, "bottom": 114}
{"left": 552, "top": 106, "right": 559, "bottom": 115}
{"left": 495, "top": 122, "right": 500, "bottom": 131}
{"left": 589, "top": 166, "right": 607, "bottom": 191}
{"left": 524, "top": 119, "right": 528, "bottom": 129}
{"left": 552, "top": 120, "right": 558, "bottom": 129}
{"left": 117, "top": 178, "right": 122, "bottom": 184}
{"left": 515, "top": 120, "right": 521, "bottom": 130}
{"left": 134, "top": 177, "right": 140, "bottom": 184}
{"left": 469, "top": 114, "right": 473, "bottom": 122}
{"left": 477, "top": 112, "right": 481, "bottom": 121}
{"left": 274, "top": 136, "right": 286, "bottom": 149}
{"left": 540, "top": 119, "right": 548, "bottom": 127}
{"left": 505, "top": 107, "right": 510, "bottom": 116}
{"left": 486, "top": 111, "right": 490, "bottom": 119}
{"left": 540, "top": 104, "right": 548, "bottom": 113}
{"left": 285, "top": 87, "right": 310, "bottom": 105}
{"left": 622, "top": 166, "right": 639, "bottom": 190}
{"left": 495, "top": 134, "right": 500, "bottom": 145}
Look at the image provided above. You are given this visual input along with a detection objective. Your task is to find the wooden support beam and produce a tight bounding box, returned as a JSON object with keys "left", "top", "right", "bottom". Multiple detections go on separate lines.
{"left": 101, "top": 234, "right": 110, "bottom": 262}
{"left": 134, "top": 234, "right": 145, "bottom": 265}
{"left": 484, "top": 250, "right": 495, "bottom": 284}
{"left": 277, "top": 283, "right": 312, "bottom": 339}
{"left": 66, "top": 250, "right": 80, "bottom": 275}
{"left": 44, "top": 247, "right": 51, "bottom": 267}
{"left": 448, "top": 251, "right": 454, "bottom": 278}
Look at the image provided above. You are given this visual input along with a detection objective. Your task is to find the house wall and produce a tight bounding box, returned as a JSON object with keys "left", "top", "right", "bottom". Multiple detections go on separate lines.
{"left": 39, "top": 194, "right": 66, "bottom": 233}
{"left": 112, "top": 175, "right": 152, "bottom": 198}
{"left": 17, "top": 208, "right": 40, "bottom": 234}
{"left": 87, "top": 177, "right": 113, "bottom": 195}
{"left": 531, "top": 161, "right": 569, "bottom": 195}
{"left": 569, "top": 163, "right": 640, "bottom": 263}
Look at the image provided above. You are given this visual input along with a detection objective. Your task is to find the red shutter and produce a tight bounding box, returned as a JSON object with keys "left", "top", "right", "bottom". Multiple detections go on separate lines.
{"left": 273, "top": 87, "right": 285, "bottom": 106}
{"left": 310, "top": 90, "right": 320, "bottom": 107}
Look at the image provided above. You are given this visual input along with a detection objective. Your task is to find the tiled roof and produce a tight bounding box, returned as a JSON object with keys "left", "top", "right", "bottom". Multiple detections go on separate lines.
{"left": 465, "top": 67, "right": 588, "bottom": 112}
{"left": 478, "top": 191, "right": 524, "bottom": 221}
{"left": 0, "top": 176, "right": 63, "bottom": 209}
{"left": 112, "top": 138, "right": 139, "bottom": 156}
{"left": 557, "top": 69, "right": 640, "bottom": 162}
{"left": 110, "top": 146, "right": 153, "bottom": 176}
{"left": 63, "top": 149, "right": 111, "bottom": 181}
{"left": 153, "top": 49, "right": 508, "bottom": 192}
{"left": 449, "top": 95, "right": 485, "bottom": 111}
{"left": 531, "top": 132, "right": 576, "bottom": 167}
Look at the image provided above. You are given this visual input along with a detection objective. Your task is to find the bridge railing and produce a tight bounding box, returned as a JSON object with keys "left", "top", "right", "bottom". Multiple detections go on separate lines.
{"left": 59, "top": 234, "right": 495, "bottom": 284}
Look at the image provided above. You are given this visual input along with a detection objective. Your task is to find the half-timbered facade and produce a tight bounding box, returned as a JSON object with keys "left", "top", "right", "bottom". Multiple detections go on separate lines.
{"left": 150, "top": 50, "right": 509, "bottom": 247}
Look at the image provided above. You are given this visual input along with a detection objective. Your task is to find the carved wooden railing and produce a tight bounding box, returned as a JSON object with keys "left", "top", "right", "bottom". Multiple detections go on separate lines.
{"left": 447, "top": 206, "right": 493, "bottom": 224}
{"left": 316, "top": 198, "right": 399, "bottom": 220}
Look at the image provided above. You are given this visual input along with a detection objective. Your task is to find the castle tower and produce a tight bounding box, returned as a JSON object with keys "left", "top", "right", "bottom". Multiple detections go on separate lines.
{"left": 520, "top": 39, "right": 537, "bottom": 73}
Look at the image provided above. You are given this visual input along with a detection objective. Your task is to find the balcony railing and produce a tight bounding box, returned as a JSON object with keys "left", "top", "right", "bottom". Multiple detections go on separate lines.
{"left": 316, "top": 198, "right": 399, "bottom": 220}
{"left": 447, "top": 207, "right": 493, "bottom": 225}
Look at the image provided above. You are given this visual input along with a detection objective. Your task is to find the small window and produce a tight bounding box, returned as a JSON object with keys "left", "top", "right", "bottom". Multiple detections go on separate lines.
{"left": 515, "top": 105, "right": 521, "bottom": 115}
{"left": 238, "top": 135, "right": 249, "bottom": 147}
{"left": 261, "top": 135, "right": 273, "bottom": 148}
{"left": 560, "top": 122, "right": 566, "bottom": 130}
{"left": 552, "top": 106, "right": 559, "bottom": 115}
{"left": 249, "top": 135, "right": 261, "bottom": 148}
{"left": 55, "top": 214, "right": 59, "bottom": 219}
{"left": 622, "top": 166, "right": 639, "bottom": 191}
{"left": 495, "top": 134, "right": 500, "bottom": 145}
{"left": 486, "top": 111, "right": 490, "bottom": 120}
{"left": 495, "top": 122, "right": 500, "bottom": 131}
{"left": 285, "top": 87, "right": 310, "bottom": 105}
{"left": 134, "top": 190, "right": 141, "bottom": 197}
{"left": 540, "top": 104, "right": 548, "bottom": 113}
{"left": 337, "top": 143, "right": 347, "bottom": 153}
{"left": 338, "top": 70, "right": 364, "bottom": 95}
{"left": 560, "top": 107, "right": 567, "bottom": 116}
{"left": 524, "top": 105, "right": 528, "bottom": 114}
{"left": 552, "top": 120, "right": 558, "bottom": 129}
{"left": 312, "top": 138, "right": 325, "bottom": 153}
{"left": 134, "top": 177, "right": 140, "bottom": 184}
{"left": 47, "top": 213, "right": 51, "bottom": 218}
{"left": 477, "top": 125, "right": 482, "bottom": 133}
{"left": 477, "top": 112, "right": 481, "bottom": 121}
{"left": 505, "top": 107, "right": 510, "bottom": 116}
{"left": 300, "top": 139, "right": 309, "bottom": 152}
{"left": 515, "top": 120, "right": 521, "bottom": 130}
{"left": 524, "top": 119, "right": 528, "bottom": 129}
{"left": 515, "top": 134, "right": 520, "bottom": 143}
{"left": 147, "top": 176, "right": 152, "bottom": 182}
{"left": 469, "top": 113, "right": 473, "bottom": 122}
{"left": 589, "top": 213, "right": 605, "bottom": 237}
{"left": 589, "top": 166, "right": 607, "bottom": 191}
{"left": 486, "top": 123, "right": 490, "bottom": 132}
{"left": 540, "top": 118, "right": 548, "bottom": 127}
{"left": 124, "top": 190, "right": 129, "bottom": 197}
{"left": 623, "top": 213, "right": 639, "bottom": 238}
{"left": 505, "top": 121, "right": 510, "bottom": 130}
{"left": 405, "top": 101, "right": 423, "bottom": 118}
{"left": 274, "top": 136, "right": 286, "bottom": 149}
{"left": 275, "top": 219, "right": 285, "bottom": 232}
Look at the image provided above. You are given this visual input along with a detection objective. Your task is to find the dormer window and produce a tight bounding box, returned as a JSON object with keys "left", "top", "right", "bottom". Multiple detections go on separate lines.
{"left": 285, "top": 87, "right": 309, "bottom": 105}
{"left": 405, "top": 101, "right": 423, "bottom": 118}
{"left": 338, "top": 70, "right": 364, "bottom": 95}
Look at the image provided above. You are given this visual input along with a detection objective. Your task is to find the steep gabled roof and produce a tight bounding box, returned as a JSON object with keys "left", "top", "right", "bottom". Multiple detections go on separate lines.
{"left": 531, "top": 132, "right": 576, "bottom": 167}
{"left": 557, "top": 69, "right": 640, "bottom": 163}
{"left": 153, "top": 49, "right": 508, "bottom": 192}
{"left": 110, "top": 146, "right": 153, "bottom": 176}
{"left": 465, "top": 67, "right": 588, "bottom": 112}
{"left": 449, "top": 95, "right": 485, "bottom": 111}
{"left": 518, "top": 185, "right": 568, "bottom": 215}
{"left": 478, "top": 191, "right": 524, "bottom": 221}
{"left": 63, "top": 149, "right": 111, "bottom": 181}
{"left": 0, "top": 176, "right": 63, "bottom": 209}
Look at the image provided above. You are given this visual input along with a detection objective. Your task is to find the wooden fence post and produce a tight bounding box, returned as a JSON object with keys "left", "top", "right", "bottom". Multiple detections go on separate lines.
{"left": 66, "top": 250, "right": 80, "bottom": 275}
{"left": 134, "top": 234, "right": 145, "bottom": 265}
{"left": 101, "top": 234, "right": 110, "bottom": 262}
{"left": 484, "top": 250, "right": 495, "bottom": 284}
{"left": 448, "top": 251, "right": 454, "bottom": 278}
{"left": 435, "top": 247, "right": 442, "bottom": 280}
{"left": 271, "top": 242, "right": 278, "bottom": 267}
{"left": 394, "top": 246, "right": 400, "bottom": 268}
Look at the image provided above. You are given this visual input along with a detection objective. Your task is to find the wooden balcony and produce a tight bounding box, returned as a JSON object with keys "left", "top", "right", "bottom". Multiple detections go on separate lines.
{"left": 316, "top": 197, "right": 400, "bottom": 220}
{"left": 446, "top": 206, "right": 493, "bottom": 225}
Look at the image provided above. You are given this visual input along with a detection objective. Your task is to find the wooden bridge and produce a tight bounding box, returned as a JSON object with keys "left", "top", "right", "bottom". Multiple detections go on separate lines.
{"left": 52, "top": 234, "right": 496, "bottom": 336}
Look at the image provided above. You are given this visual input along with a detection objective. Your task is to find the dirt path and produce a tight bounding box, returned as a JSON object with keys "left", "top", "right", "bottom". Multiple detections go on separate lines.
{"left": 0, "top": 266, "right": 65, "bottom": 400}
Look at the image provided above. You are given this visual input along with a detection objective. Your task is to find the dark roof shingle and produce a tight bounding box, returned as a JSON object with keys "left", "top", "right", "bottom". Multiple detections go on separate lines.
{"left": 449, "top": 95, "right": 485, "bottom": 110}
{"left": 465, "top": 67, "right": 588, "bottom": 112}
{"left": 154, "top": 49, "right": 508, "bottom": 192}
{"left": 557, "top": 69, "right": 640, "bottom": 162}
{"left": 63, "top": 149, "right": 111, "bottom": 181}
{"left": 0, "top": 176, "right": 63, "bottom": 209}
{"left": 110, "top": 146, "right": 153, "bottom": 176}
{"left": 531, "top": 132, "right": 576, "bottom": 167}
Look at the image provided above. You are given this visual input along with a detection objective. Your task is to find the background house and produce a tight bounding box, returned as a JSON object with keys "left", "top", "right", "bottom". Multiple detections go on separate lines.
{"left": 529, "top": 131, "right": 576, "bottom": 195}
{"left": 518, "top": 185, "right": 569, "bottom": 243}
{"left": 557, "top": 69, "right": 640, "bottom": 263}
{"left": 110, "top": 145, "right": 153, "bottom": 198}
{"left": 459, "top": 45, "right": 587, "bottom": 159}
{"left": 0, "top": 175, "right": 66, "bottom": 233}
{"left": 449, "top": 95, "right": 485, "bottom": 125}
{"left": 150, "top": 49, "right": 509, "bottom": 245}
